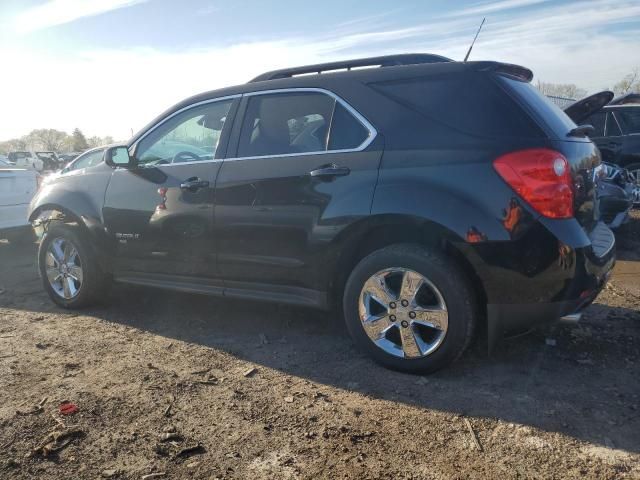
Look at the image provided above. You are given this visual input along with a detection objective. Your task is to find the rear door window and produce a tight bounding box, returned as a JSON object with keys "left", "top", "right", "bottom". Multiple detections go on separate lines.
{"left": 236, "top": 91, "right": 371, "bottom": 158}
{"left": 615, "top": 109, "right": 640, "bottom": 134}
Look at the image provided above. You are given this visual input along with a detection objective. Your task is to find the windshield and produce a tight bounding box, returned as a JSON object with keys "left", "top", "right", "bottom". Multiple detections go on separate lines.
{"left": 497, "top": 75, "right": 578, "bottom": 138}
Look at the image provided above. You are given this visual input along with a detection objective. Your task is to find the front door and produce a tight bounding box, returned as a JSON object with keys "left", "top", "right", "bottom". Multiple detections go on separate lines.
{"left": 214, "top": 89, "right": 382, "bottom": 295}
{"left": 103, "top": 97, "right": 238, "bottom": 279}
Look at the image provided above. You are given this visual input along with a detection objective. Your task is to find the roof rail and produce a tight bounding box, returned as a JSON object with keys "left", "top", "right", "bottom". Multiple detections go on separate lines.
{"left": 249, "top": 53, "right": 453, "bottom": 82}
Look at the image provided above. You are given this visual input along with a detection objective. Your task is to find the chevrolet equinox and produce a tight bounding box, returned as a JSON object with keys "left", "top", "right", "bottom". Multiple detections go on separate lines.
{"left": 29, "top": 54, "right": 615, "bottom": 373}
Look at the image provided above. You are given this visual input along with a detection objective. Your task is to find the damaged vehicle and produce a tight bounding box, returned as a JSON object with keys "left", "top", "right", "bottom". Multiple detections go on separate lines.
{"left": 564, "top": 91, "right": 639, "bottom": 228}
{"left": 565, "top": 91, "right": 640, "bottom": 204}
{"left": 29, "top": 54, "right": 615, "bottom": 373}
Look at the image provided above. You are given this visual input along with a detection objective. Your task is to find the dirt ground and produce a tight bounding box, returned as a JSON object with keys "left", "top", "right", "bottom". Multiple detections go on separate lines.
{"left": 1, "top": 213, "right": 639, "bottom": 480}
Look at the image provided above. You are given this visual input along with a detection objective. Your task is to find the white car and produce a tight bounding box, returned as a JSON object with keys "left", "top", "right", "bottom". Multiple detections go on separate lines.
{"left": 8, "top": 151, "right": 44, "bottom": 172}
{"left": 0, "top": 163, "right": 39, "bottom": 242}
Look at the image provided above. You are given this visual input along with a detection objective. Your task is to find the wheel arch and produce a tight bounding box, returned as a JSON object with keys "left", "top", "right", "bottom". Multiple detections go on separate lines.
{"left": 327, "top": 214, "right": 487, "bottom": 318}
{"left": 29, "top": 195, "right": 112, "bottom": 273}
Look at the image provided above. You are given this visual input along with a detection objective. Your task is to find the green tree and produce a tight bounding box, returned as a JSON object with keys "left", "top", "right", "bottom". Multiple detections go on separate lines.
{"left": 25, "top": 129, "right": 69, "bottom": 151}
{"left": 71, "top": 128, "right": 89, "bottom": 151}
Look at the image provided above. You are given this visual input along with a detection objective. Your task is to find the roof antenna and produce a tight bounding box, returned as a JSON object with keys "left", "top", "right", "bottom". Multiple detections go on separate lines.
{"left": 463, "top": 17, "right": 486, "bottom": 62}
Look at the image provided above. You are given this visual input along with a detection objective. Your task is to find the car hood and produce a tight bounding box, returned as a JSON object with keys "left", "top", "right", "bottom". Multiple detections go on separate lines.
{"left": 564, "top": 91, "right": 614, "bottom": 124}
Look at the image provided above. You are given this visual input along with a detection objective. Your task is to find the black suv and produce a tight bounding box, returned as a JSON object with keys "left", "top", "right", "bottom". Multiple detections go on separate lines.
{"left": 29, "top": 54, "right": 615, "bottom": 373}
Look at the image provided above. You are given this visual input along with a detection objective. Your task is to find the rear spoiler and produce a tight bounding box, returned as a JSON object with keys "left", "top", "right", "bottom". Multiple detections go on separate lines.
{"left": 608, "top": 93, "right": 640, "bottom": 106}
{"left": 469, "top": 61, "right": 534, "bottom": 82}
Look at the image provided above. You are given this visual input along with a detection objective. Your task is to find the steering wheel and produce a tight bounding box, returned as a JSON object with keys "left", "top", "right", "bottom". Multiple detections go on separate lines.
{"left": 172, "top": 151, "right": 201, "bottom": 163}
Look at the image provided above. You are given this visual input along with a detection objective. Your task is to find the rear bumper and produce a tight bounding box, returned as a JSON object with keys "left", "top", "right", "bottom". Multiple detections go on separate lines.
{"left": 458, "top": 220, "right": 616, "bottom": 350}
{"left": 486, "top": 268, "right": 610, "bottom": 351}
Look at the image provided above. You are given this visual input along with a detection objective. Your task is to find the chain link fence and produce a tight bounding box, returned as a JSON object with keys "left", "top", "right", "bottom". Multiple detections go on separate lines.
{"left": 546, "top": 95, "right": 576, "bottom": 109}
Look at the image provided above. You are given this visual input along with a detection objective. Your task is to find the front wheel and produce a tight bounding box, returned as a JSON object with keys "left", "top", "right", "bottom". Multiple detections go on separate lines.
{"left": 38, "top": 223, "right": 107, "bottom": 308}
{"left": 343, "top": 244, "right": 477, "bottom": 374}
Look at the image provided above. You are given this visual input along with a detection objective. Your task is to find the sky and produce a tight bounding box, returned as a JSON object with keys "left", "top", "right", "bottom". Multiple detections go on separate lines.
{"left": 1, "top": 0, "right": 639, "bottom": 143}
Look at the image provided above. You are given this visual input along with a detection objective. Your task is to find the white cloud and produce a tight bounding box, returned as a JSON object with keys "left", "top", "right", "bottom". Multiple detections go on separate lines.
{"left": 445, "top": 0, "right": 552, "bottom": 17}
{"left": 14, "top": 0, "right": 149, "bottom": 33}
{"left": 1, "top": 0, "right": 638, "bottom": 142}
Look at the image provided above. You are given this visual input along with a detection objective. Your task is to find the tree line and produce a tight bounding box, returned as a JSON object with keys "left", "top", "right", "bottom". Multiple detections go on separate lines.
{"left": 0, "top": 128, "right": 115, "bottom": 155}
{"left": 1, "top": 68, "right": 637, "bottom": 156}
{"left": 537, "top": 67, "right": 639, "bottom": 100}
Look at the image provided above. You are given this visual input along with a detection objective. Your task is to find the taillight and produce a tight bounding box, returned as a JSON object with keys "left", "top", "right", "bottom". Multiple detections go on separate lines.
{"left": 493, "top": 148, "right": 573, "bottom": 219}
{"left": 36, "top": 174, "right": 43, "bottom": 190}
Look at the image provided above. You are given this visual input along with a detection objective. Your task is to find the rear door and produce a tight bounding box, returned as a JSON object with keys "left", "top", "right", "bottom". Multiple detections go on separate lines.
{"left": 103, "top": 96, "right": 239, "bottom": 280}
{"left": 214, "top": 88, "right": 382, "bottom": 295}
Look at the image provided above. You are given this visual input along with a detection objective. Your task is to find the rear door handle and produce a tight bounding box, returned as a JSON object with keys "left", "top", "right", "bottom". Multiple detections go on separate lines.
{"left": 309, "top": 164, "right": 350, "bottom": 178}
{"left": 180, "top": 178, "right": 210, "bottom": 191}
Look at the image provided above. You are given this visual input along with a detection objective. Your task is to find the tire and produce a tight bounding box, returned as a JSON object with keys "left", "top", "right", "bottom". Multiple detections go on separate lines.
{"left": 38, "top": 223, "right": 107, "bottom": 309}
{"left": 343, "top": 244, "right": 477, "bottom": 374}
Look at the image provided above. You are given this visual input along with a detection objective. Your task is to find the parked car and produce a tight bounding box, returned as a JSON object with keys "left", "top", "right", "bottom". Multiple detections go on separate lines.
{"left": 597, "top": 162, "right": 634, "bottom": 228}
{"left": 7, "top": 151, "right": 63, "bottom": 171}
{"left": 41, "top": 147, "right": 106, "bottom": 187}
{"left": 28, "top": 54, "right": 615, "bottom": 373}
{"left": 8, "top": 151, "right": 44, "bottom": 171}
{"left": 1, "top": 164, "right": 39, "bottom": 242}
{"left": 0, "top": 155, "right": 12, "bottom": 165}
{"left": 565, "top": 91, "right": 640, "bottom": 206}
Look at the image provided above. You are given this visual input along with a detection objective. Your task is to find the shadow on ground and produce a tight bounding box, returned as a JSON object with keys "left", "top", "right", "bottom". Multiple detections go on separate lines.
{"left": 1, "top": 233, "right": 639, "bottom": 455}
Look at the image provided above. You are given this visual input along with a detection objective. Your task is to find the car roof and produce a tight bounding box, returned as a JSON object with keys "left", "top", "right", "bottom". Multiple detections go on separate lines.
{"left": 129, "top": 56, "right": 531, "bottom": 146}
{"left": 604, "top": 103, "right": 640, "bottom": 109}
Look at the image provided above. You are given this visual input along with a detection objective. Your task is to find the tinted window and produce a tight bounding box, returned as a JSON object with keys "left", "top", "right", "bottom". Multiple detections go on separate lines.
{"left": 605, "top": 112, "right": 621, "bottom": 136}
{"left": 329, "top": 103, "right": 369, "bottom": 150}
{"left": 497, "top": 75, "right": 577, "bottom": 138}
{"left": 237, "top": 91, "right": 370, "bottom": 158}
{"left": 136, "top": 99, "right": 233, "bottom": 165}
{"left": 371, "top": 73, "right": 541, "bottom": 138}
{"left": 586, "top": 112, "right": 606, "bottom": 137}
{"left": 616, "top": 109, "right": 640, "bottom": 134}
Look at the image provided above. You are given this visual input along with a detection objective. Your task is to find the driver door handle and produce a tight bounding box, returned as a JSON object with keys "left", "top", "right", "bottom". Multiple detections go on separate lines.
{"left": 180, "top": 178, "right": 210, "bottom": 191}
{"left": 309, "top": 164, "right": 350, "bottom": 178}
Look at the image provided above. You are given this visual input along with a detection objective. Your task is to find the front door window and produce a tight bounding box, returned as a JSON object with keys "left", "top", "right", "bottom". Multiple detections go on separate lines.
{"left": 136, "top": 99, "right": 233, "bottom": 165}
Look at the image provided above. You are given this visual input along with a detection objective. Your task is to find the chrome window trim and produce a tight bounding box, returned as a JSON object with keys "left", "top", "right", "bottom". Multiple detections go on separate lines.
{"left": 226, "top": 87, "right": 377, "bottom": 162}
{"left": 609, "top": 111, "right": 624, "bottom": 136}
{"left": 129, "top": 94, "right": 241, "bottom": 168}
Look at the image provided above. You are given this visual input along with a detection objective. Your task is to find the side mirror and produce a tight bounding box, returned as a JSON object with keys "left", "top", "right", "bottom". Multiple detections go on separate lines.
{"left": 105, "top": 146, "right": 135, "bottom": 168}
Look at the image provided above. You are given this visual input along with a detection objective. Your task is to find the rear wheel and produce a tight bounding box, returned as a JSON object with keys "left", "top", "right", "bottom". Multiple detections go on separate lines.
{"left": 38, "top": 223, "right": 107, "bottom": 308}
{"left": 343, "top": 244, "right": 477, "bottom": 373}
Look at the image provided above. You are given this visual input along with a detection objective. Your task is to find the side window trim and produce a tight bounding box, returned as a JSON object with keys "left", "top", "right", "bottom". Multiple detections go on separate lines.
{"left": 129, "top": 94, "right": 242, "bottom": 167}
{"left": 226, "top": 87, "right": 377, "bottom": 161}
{"left": 609, "top": 111, "right": 625, "bottom": 136}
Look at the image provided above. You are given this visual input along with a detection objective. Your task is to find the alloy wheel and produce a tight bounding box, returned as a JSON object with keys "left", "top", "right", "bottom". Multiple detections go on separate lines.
{"left": 358, "top": 268, "right": 448, "bottom": 359}
{"left": 45, "top": 237, "right": 83, "bottom": 299}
